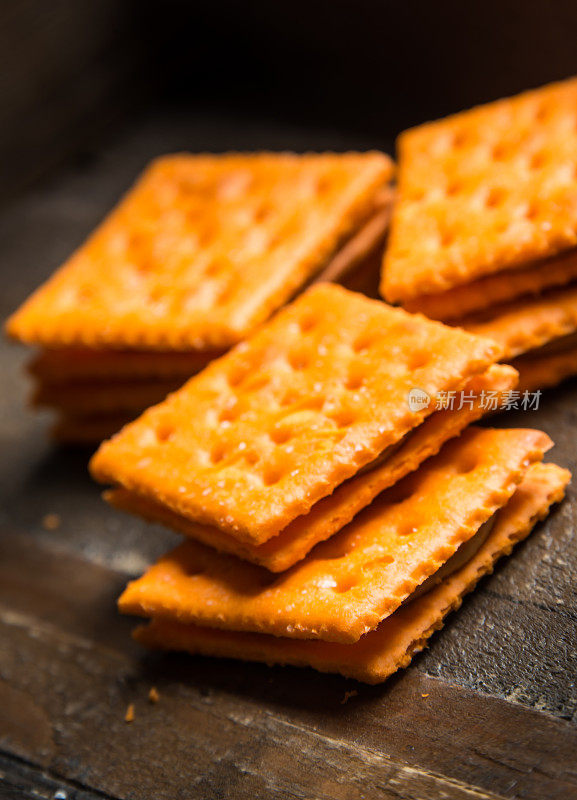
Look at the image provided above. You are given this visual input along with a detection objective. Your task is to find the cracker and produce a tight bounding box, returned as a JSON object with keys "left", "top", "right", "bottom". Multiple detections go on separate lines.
{"left": 460, "top": 283, "right": 577, "bottom": 357}
{"left": 134, "top": 462, "right": 569, "bottom": 683}
{"left": 404, "top": 247, "right": 577, "bottom": 321}
{"left": 106, "top": 364, "right": 518, "bottom": 572}
{"left": 513, "top": 346, "right": 577, "bottom": 393}
{"left": 90, "top": 285, "right": 503, "bottom": 543}
{"left": 28, "top": 348, "right": 220, "bottom": 383}
{"left": 382, "top": 77, "right": 577, "bottom": 303}
{"left": 118, "top": 427, "right": 552, "bottom": 643}
{"left": 33, "top": 378, "right": 183, "bottom": 414}
{"left": 6, "top": 152, "right": 393, "bottom": 351}
{"left": 52, "top": 414, "right": 133, "bottom": 444}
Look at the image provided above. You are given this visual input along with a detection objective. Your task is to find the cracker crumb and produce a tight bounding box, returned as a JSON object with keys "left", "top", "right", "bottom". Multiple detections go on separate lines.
{"left": 341, "top": 690, "right": 358, "bottom": 704}
{"left": 42, "top": 513, "right": 61, "bottom": 531}
{"left": 148, "top": 686, "right": 160, "bottom": 704}
{"left": 421, "top": 693, "right": 430, "bottom": 698}
{"left": 125, "top": 703, "right": 135, "bottom": 723}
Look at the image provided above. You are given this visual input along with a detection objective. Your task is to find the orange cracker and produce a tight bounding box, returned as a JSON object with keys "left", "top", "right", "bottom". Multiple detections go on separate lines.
{"left": 460, "top": 283, "right": 577, "bottom": 358}
{"left": 382, "top": 76, "right": 577, "bottom": 303}
{"left": 118, "top": 427, "right": 552, "bottom": 643}
{"left": 28, "top": 348, "right": 220, "bottom": 383}
{"left": 134, "top": 462, "right": 569, "bottom": 683}
{"left": 6, "top": 152, "right": 393, "bottom": 352}
{"left": 404, "top": 247, "right": 577, "bottom": 321}
{"left": 52, "top": 413, "right": 133, "bottom": 444}
{"left": 90, "top": 285, "right": 503, "bottom": 544}
{"left": 106, "top": 364, "right": 518, "bottom": 572}
{"left": 33, "top": 378, "right": 183, "bottom": 414}
{"left": 513, "top": 345, "right": 577, "bottom": 393}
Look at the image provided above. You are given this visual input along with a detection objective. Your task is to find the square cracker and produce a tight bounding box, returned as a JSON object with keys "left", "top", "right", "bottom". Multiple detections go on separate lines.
{"left": 6, "top": 152, "right": 392, "bottom": 351}
{"left": 382, "top": 77, "right": 577, "bottom": 303}
{"left": 404, "top": 247, "right": 577, "bottom": 322}
{"left": 118, "top": 427, "right": 552, "bottom": 643}
{"left": 105, "top": 364, "right": 518, "bottom": 572}
{"left": 134, "top": 462, "right": 569, "bottom": 684}
{"left": 460, "top": 283, "right": 577, "bottom": 358}
{"left": 90, "top": 285, "right": 503, "bottom": 543}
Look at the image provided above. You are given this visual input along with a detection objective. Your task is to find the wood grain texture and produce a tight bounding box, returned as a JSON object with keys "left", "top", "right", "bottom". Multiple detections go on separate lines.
{"left": 1, "top": 111, "right": 577, "bottom": 800}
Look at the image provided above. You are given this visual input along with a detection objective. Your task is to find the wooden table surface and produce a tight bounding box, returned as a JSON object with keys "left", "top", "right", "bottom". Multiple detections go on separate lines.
{"left": 1, "top": 111, "right": 577, "bottom": 800}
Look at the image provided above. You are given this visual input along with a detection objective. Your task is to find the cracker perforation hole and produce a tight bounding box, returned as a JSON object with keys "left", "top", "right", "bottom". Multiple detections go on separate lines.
{"left": 269, "top": 427, "right": 292, "bottom": 445}
{"left": 452, "top": 130, "right": 470, "bottom": 149}
{"left": 210, "top": 442, "right": 227, "bottom": 465}
{"left": 155, "top": 422, "right": 175, "bottom": 443}
{"left": 329, "top": 408, "right": 356, "bottom": 428}
{"left": 485, "top": 187, "right": 507, "bottom": 209}
{"left": 333, "top": 575, "right": 359, "bottom": 593}
{"left": 288, "top": 348, "right": 311, "bottom": 371}
{"left": 227, "top": 365, "right": 248, "bottom": 388}
{"left": 530, "top": 151, "right": 547, "bottom": 170}
{"left": 455, "top": 454, "right": 479, "bottom": 474}
{"left": 244, "top": 450, "right": 260, "bottom": 467}
{"left": 298, "top": 314, "right": 316, "bottom": 333}
{"left": 446, "top": 180, "right": 462, "bottom": 197}
{"left": 362, "top": 555, "right": 395, "bottom": 572}
{"left": 219, "top": 405, "right": 240, "bottom": 424}
{"left": 261, "top": 465, "right": 284, "bottom": 487}
{"left": 398, "top": 522, "right": 419, "bottom": 537}
{"left": 352, "top": 332, "right": 376, "bottom": 354}
{"left": 407, "top": 350, "right": 430, "bottom": 370}
{"left": 440, "top": 229, "right": 455, "bottom": 247}
{"left": 345, "top": 371, "right": 365, "bottom": 391}
{"left": 491, "top": 142, "right": 510, "bottom": 161}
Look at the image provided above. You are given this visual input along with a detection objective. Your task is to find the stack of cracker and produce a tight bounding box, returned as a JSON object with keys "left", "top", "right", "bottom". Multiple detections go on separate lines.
{"left": 90, "top": 285, "right": 569, "bottom": 683}
{"left": 6, "top": 152, "right": 393, "bottom": 443}
{"left": 382, "top": 76, "right": 577, "bottom": 393}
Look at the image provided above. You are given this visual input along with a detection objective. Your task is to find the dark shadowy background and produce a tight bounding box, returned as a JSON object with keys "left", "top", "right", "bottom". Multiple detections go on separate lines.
{"left": 2, "top": 0, "right": 577, "bottom": 206}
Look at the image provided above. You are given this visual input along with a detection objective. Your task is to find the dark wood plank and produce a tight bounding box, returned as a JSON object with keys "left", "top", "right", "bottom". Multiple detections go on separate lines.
{"left": 0, "top": 751, "right": 114, "bottom": 800}
{"left": 1, "top": 532, "right": 577, "bottom": 800}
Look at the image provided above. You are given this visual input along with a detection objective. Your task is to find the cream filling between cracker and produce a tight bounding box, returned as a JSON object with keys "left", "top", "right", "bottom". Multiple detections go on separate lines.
{"left": 402, "top": 515, "right": 497, "bottom": 605}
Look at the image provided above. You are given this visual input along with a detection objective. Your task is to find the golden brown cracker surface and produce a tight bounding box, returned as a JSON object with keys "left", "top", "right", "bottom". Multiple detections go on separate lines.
{"left": 383, "top": 77, "right": 577, "bottom": 303}
{"left": 7, "top": 152, "right": 392, "bottom": 351}
{"left": 105, "top": 364, "right": 518, "bottom": 572}
{"left": 90, "top": 285, "right": 503, "bottom": 544}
